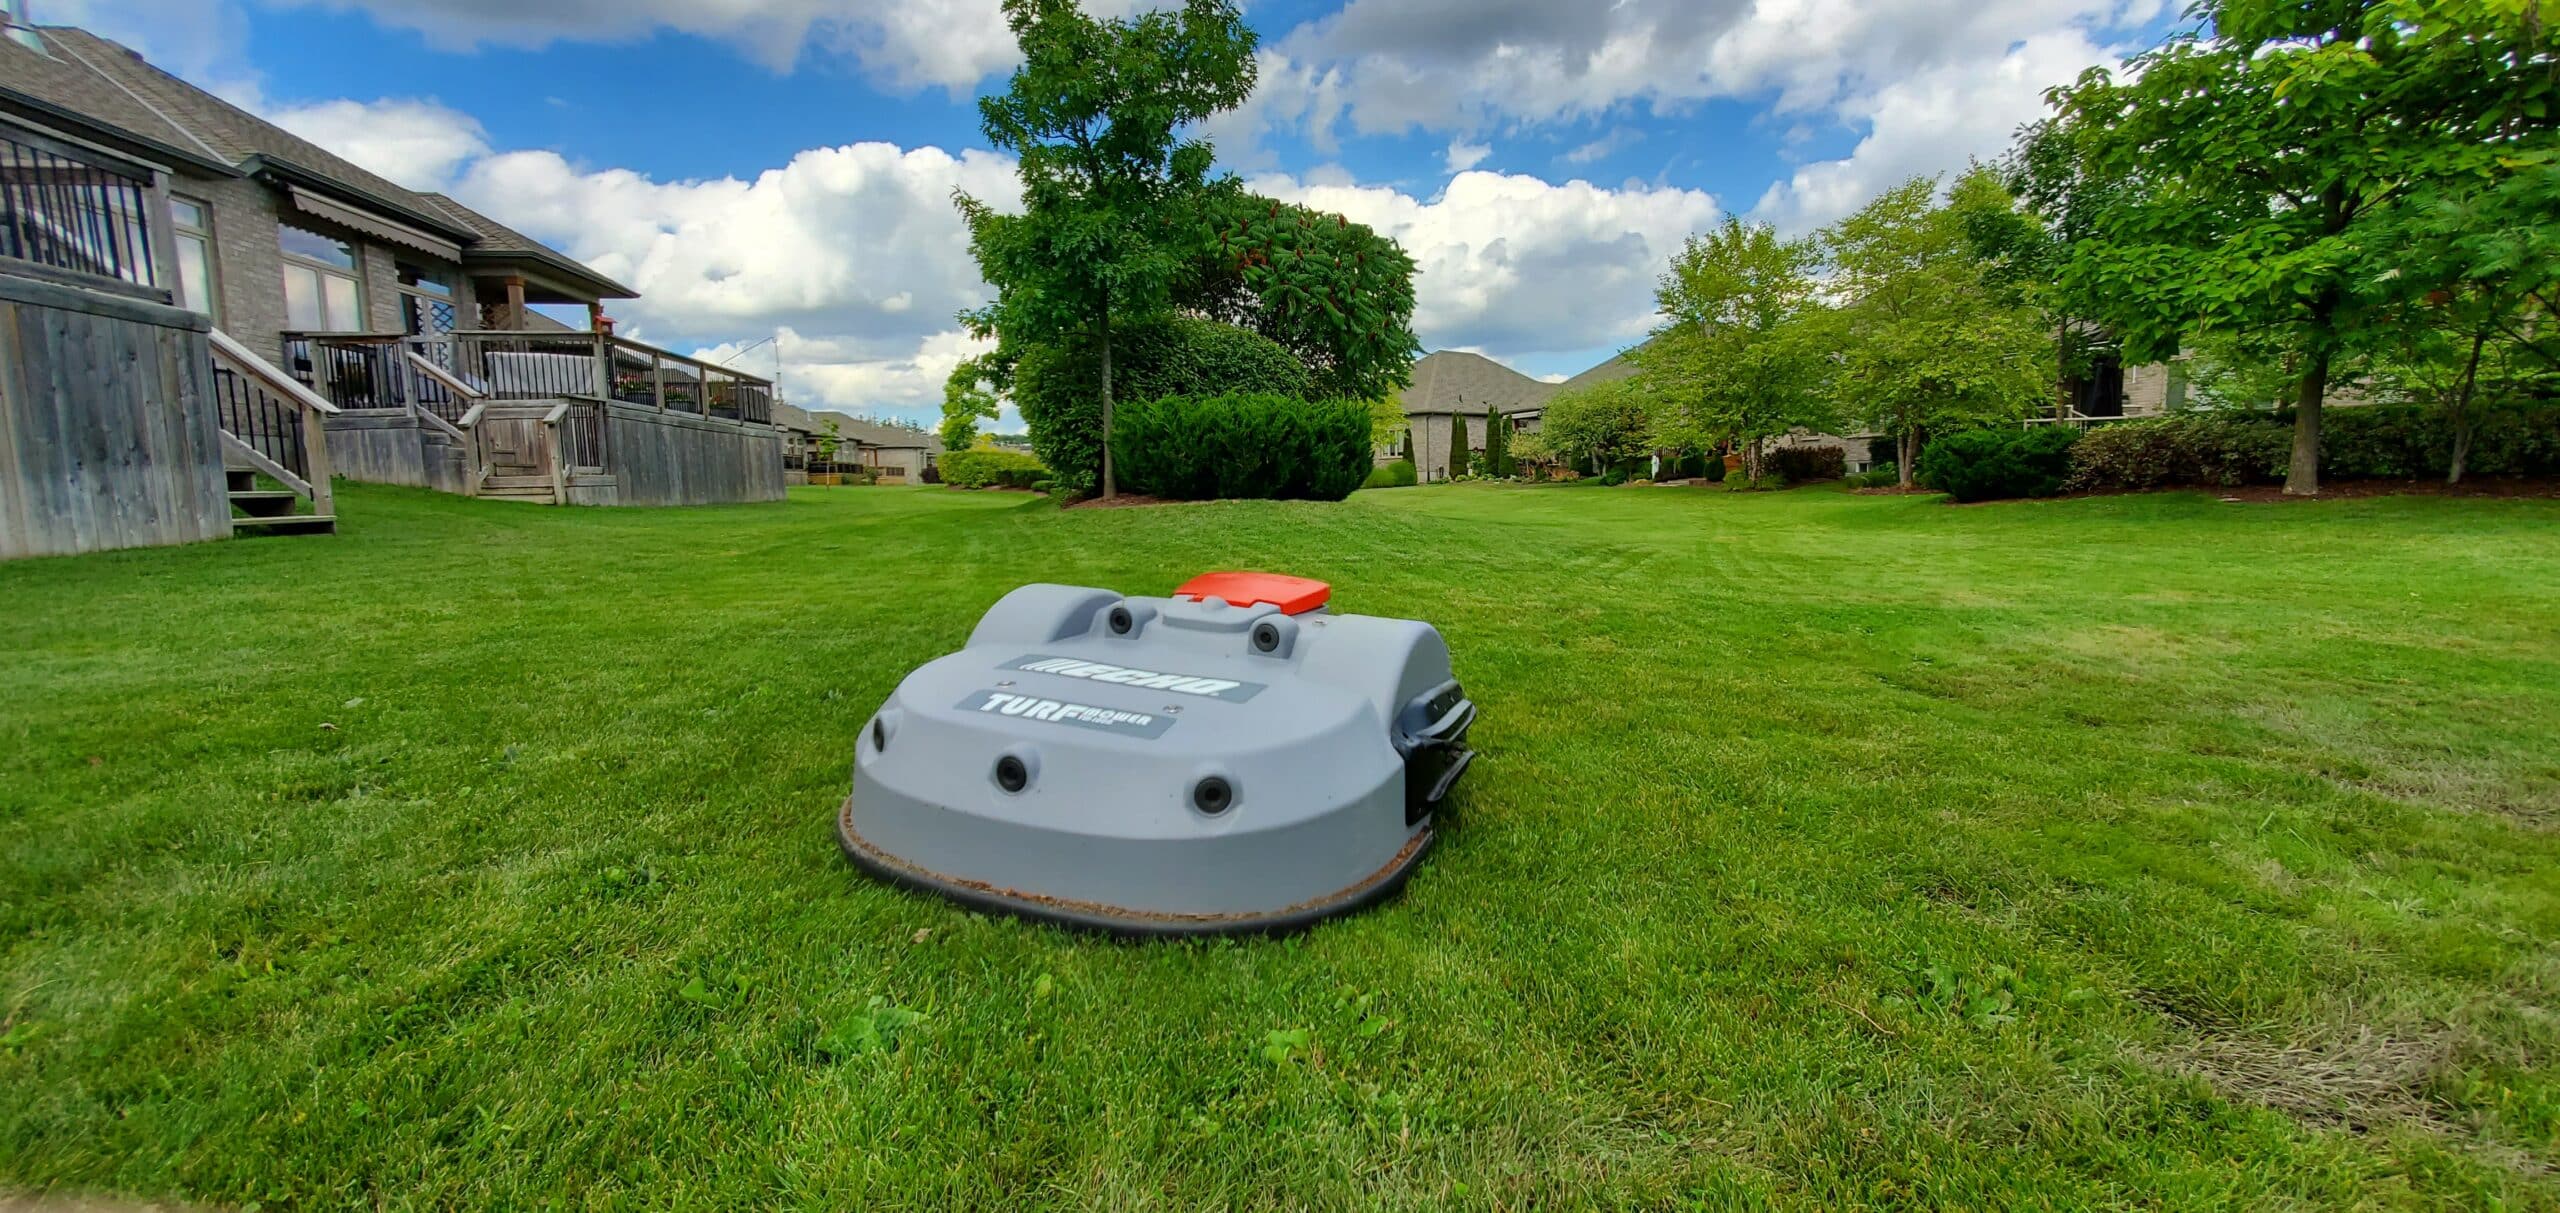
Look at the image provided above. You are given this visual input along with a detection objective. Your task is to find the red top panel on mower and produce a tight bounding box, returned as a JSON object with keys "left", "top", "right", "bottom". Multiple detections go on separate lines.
{"left": 1173, "top": 571, "right": 1332, "bottom": 615}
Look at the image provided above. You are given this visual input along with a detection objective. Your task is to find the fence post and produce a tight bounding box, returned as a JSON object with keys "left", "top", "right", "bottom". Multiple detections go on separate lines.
{"left": 300, "top": 395, "right": 336, "bottom": 518}
{"left": 592, "top": 332, "right": 611, "bottom": 399}
{"left": 652, "top": 350, "right": 666, "bottom": 413}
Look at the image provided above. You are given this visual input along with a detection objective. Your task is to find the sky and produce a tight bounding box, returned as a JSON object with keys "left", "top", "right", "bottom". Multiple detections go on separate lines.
{"left": 43, "top": 0, "right": 2178, "bottom": 428}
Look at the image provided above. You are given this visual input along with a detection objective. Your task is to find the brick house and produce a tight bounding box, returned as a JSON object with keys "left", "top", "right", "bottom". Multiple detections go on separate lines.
{"left": 1, "top": 17, "right": 785, "bottom": 508}
{"left": 0, "top": 24, "right": 637, "bottom": 358}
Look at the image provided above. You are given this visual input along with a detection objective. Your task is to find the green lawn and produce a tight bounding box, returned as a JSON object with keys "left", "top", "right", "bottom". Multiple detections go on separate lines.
{"left": 3, "top": 481, "right": 2556, "bottom": 1210}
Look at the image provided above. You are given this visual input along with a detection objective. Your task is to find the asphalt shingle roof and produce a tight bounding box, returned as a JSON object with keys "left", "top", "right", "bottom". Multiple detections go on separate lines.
{"left": 1396, "top": 350, "right": 1558, "bottom": 417}
{"left": 1, "top": 25, "right": 634, "bottom": 298}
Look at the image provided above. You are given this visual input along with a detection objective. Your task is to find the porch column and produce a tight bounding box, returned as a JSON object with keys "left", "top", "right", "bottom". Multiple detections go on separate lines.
{"left": 504, "top": 276, "right": 527, "bottom": 330}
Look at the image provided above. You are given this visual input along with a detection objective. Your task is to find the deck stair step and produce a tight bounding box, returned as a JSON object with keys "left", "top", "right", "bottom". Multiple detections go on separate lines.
{"left": 483, "top": 473, "right": 554, "bottom": 490}
{"left": 231, "top": 514, "right": 337, "bottom": 536}
{"left": 226, "top": 468, "right": 256, "bottom": 493}
{"left": 228, "top": 489, "right": 300, "bottom": 518}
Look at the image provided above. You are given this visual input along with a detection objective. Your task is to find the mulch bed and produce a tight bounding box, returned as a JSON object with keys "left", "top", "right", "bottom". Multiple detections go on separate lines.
{"left": 1060, "top": 492, "right": 1182, "bottom": 510}
{"left": 1855, "top": 477, "right": 2560, "bottom": 504}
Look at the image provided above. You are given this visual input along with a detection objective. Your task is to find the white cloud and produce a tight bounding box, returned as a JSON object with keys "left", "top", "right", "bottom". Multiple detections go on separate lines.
{"left": 1250, "top": 169, "right": 1719, "bottom": 357}
{"left": 1560, "top": 127, "right": 1641, "bottom": 165}
{"left": 1444, "top": 139, "right": 1492, "bottom": 173}
{"left": 1250, "top": 0, "right": 2152, "bottom": 141}
{"left": 1751, "top": 29, "right": 2115, "bottom": 231}
{"left": 267, "top": 98, "right": 491, "bottom": 192}
{"left": 425, "top": 142, "right": 1016, "bottom": 418}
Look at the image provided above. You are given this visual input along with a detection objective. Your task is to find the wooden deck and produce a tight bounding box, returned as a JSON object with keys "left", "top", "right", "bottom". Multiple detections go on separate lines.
{"left": 299, "top": 331, "right": 783, "bottom": 507}
{"left": 0, "top": 270, "right": 232, "bottom": 559}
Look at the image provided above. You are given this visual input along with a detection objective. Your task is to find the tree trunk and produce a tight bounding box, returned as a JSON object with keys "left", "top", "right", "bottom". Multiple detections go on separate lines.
{"left": 2284, "top": 345, "right": 2330, "bottom": 496}
{"left": 1745, "top": 434, "right": 1763, "bottom": 484}
{"left": 2448, "top": 330, "right": 2484, "bottom": 486}
{"left": 1897, "top": 429, "right": 1916, "bottom": 489}
{"left": 1099, "top": 310, "right": 1116, "bottom": 500}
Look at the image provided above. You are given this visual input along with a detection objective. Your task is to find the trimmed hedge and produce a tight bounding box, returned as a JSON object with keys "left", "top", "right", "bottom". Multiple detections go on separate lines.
{"left": 2066, "top": 412, "right": 2290, "bottom": 491}
{"left": 1012, "top": 318, "right": 1317, "bottom": 494}
{"left": 1915, "top": 426, "right": 2081, "bottom": 503}
{"left": 1109, "top": 393, "right": 1373, "bottom": 501}
{"left": 1362, "top": 459, "right": 1419, "bottom": 489}
{"left": 1764, "top": 445, "right": 1846, "bottom": 482}
{"left": 939, "top": 448, "right": 1049, "bottom": 490}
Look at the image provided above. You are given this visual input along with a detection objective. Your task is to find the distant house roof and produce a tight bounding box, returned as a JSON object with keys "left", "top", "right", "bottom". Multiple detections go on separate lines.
{"left": 770, "top": 402, "right": 817, "bottom": 436}
{"left": 0, "top": 25, "right": 633, "bottom": 300}
{"left": 1397, "top": 350, "right": 1559, "bottom": 417}
{"left": 1552, "top": 336, "right": 1654, "bottom": 394}
{"left": 809, "top": 412, "right": 941, "bottom": 452}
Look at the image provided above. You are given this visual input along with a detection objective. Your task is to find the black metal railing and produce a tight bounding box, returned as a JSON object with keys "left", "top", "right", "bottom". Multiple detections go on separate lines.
{"left": 211, "top": 365, "right": 310, "bottom": 482}
{"left": 558, "top": 400, "right": 605, "bottom": 469}
{"left": 0, "top": 125, "right": 156, "bottom": 289}
{"left": 283, "top": 333, "right": 477, "bottom": 427}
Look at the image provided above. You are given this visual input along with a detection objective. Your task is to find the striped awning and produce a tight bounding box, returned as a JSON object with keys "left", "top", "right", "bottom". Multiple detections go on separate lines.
{"left": 284, "top": 186, "right": 461, "bottom": 262}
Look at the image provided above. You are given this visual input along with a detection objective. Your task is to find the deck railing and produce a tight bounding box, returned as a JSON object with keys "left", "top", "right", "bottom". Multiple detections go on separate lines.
{"left": 0, "top": 124, "right": 158, "bottom": 290}
{"left": 426, "top": 330, "right": 773, "bottom": 426}
{"left": 208, "top": 328, "right": 337, "bottom": 517}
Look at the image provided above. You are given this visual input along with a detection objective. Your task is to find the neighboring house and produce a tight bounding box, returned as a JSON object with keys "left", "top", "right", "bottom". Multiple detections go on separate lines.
{"left": 1395, "top": 351, "right": 1559, "bottom": 482}
{"left": 0, "top": 17, "right": 784, "bottom": 509}
{"left": 814, "top": 414, "right": 943, "bottom": 482}
{"left": 1393, "top": 341, "right": 1658, "bottom": 481}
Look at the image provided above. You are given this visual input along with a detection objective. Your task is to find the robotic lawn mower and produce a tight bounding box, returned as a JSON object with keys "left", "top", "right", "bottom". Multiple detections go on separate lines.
{"left": 838, "top": 572, "right": 1474, "bottom": 936}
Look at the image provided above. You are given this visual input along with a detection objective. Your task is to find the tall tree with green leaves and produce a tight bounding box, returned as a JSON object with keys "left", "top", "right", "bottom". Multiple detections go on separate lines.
{"left": 1482, "top": 405, "right": 1511, "bottom": 477}
{"left": 938, "top": 353, "right": 1004, "bottom": 454}
{"left": 2368, "top": 164, "right": 2560, "bottom": 481}
{"left": 2034, "top": 0, "right": 2557, "bottom": 493}
{"left": 1825, "top": 178, "right": 2053, "bottom": 487}
{"left": 1638, "top": 217, "right": 1837, "bottom": 484}
{"left": 956, "top": 0, "right": 1259, "bottom": 498}
{"left": 1539, "top": 378, "right": 1654, "bottom": 475}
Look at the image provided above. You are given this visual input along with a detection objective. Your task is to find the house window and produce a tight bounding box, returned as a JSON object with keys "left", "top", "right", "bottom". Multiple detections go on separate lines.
{"left": 396, "top": 261, "right": 456, "bottom": 335}
{"left": 279, "top": 224, "right": 363, "bottom": 331}
{"left": 169, "top": 196, "right": 217, "bottom": 320}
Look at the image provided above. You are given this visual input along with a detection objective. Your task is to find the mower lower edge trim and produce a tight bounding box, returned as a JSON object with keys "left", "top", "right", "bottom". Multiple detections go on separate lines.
{"left": 837, "top": 794, "right": 1435, "bottom": 939}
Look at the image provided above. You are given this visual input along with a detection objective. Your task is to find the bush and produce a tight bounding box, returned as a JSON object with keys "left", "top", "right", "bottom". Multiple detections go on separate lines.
{"left": 1763, "top": 445, "right": 1846, "bottom": 482}
{"left": 2067, "top": 412, "right": 2289, "bottom": 491}
{"left": 1109, "top": 393, "right": 1373, "bottom": 501}
{"left": 939, "top": 448, "right": 1049, "bottom": 490}
{"left": 1362, "top": 459, "right": 1419, "bottom": 489}
{"left": 1012, "top": 318, "right": 1316, "bottom": 495}
{"left": 1700, "top": 455, "right": 1726, "bottom": 483}
{"left": 2319, "top": 401, "right": 2560, "bottom": 480}
{"left": 1915, "top": 426, "right": 2081, "bottom": 502}
{"left": 1843, "top": 462, "right": 1898, "bottom": 489}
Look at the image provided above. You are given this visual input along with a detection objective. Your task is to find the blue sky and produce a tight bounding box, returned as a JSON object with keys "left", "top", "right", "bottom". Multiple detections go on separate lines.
{"left": 50, "top": 0, "right": 2175, "bottom": 426}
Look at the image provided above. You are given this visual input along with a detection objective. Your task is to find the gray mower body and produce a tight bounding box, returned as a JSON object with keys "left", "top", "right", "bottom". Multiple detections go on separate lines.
{"left": 839, "top": 576, "right": 1473, "bottom": 935}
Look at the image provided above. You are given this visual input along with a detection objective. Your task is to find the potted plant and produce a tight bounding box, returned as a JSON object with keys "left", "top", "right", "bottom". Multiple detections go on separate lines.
{"left": 810, "top": 417, "right": 844, "bottom": 485}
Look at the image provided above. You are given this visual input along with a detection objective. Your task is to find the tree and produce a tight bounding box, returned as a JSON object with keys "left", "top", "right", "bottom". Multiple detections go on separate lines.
{"left": 1400, "top": 425, "right": 1415, "bottom": 465}
{"left": 1638, "top": 217, "right": 1837, "bottom": 484}
{"left": 2368, "top": 164, "right": 2560, "bottom": 482}
{"left": 1188, "top": 192, "right": 1423, "bottom": 401}
{"left": 1825, "top": 178, "right": 2053, "bottom": 487}
{"left": 1539, "top": 378, "right": 1653, "bottom": 475}
{"left": 1482, "top": 405, "right": 1511, "bottom": 477}
{"left": 939, "top": 353, "right": 1003, "bottom": 453}
{"left": 1368, "top": 395, "right": 1407, "bottom": 453}
{"left": 1508, "top": 426, "right": 1552, "bottom": 478}
{"left": 814, "top": 416, "right": 843, "bottom": 471}
{"left": 956, "top": 0, "right": 1259, "bottom": 499}
{"left": 2034, "top": 0, "right": 2556, "bottom": 494}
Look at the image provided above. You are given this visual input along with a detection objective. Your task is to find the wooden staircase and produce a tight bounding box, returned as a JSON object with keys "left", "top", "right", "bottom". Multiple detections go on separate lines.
{"left": 226, "top": 468, "right": 335, "bottom": 535}
{"left": 208, "top": 328, "right": 339, "bottom": 538}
